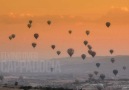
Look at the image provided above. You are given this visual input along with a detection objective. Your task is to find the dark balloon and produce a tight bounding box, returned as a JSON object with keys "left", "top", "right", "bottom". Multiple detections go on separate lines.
{"left": 47, "top": 20, "right": 51, "bottom": 25}
{"left": 110, "top": 49, "right": 114, "bottom": 54}
{"left": 88, "top": 50, "right": 92, "bottom": 55}
{"left": 11, "top": 34, "right": 16, "bottom": 38}
{"left": 111, "top": 58, "right": 115, "bottom": 63}
{"left": 9, "top": 36, "right": 12, "bottom": 40}
{"left": 87, "top": 45, "right": 92, "bottom": 50}
{"left": 96, "top": 63, "right": 100, "bottom": 68}
{"left": 94, "top": 71, "right": 99, "bottom": 76}
{"left": 32, "top": 43, "right": 37, "bottom": 48}
{"left": 88, "top": 50, "right": 96, "bottom": 57}
{"left": 100, "top": 74, "right": 106, "bottom": 80}
{"left": 34, "top": 33, "right": 39, "bottom": 39}
{"left": 81, "top": 54, "right": 86, "bottom": 60}
{"left": 86, "top": 30, "right": 90, "bottom": 35}
{"left": 28, "top": 24, "right": 31, "bottom": 28}
{"left": 50, "top": 67, "right": 54, "bottom": 72}
{"left": 29, "top": 20, "right": 32, "bottom": 24}
{"left": 57, "top": 51, "right": 61, "bottom": 55}
{"left": 91, "top": 51, "right": 96, "bottom": 57}
{"left": 123, "top": 66, "right": 126, "bottom": 70}
{"left": 83, "top": 40, "right": 88, "bottom": 46}
{"left": 68, "top": 30, "right": 72, "bottom": 34}
{"left": 67, "top": 48, "right": 74, "bottom": 57}
{"left": 113, "top": 70, "right": 118, "bottom": 76}
{"left": 51, "top": 45, "right": 55, "bottom": 50}
{"left": 106, "top": 22, "right": 111, "bottom": 28}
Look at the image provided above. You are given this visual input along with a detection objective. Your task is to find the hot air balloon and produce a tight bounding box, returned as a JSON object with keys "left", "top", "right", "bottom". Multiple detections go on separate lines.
{"left": 94, "top": 71, "right": 99, "bottom": 76}
{"left": 86, "top": 30, "right": 90, "bottom": 35}
{"left": 57, "top": 51, "right": 61, "bottom": 55}
{"left": 11, "top": 34, "right": 15, "bottom": 38}
{"left": 111, "top": 58, "right": 115, "bottom": 63}
{"left": 88, "top": 50, "right": 92, "bottom": 55}
{"left": 83, "top": 40, "right": 88, "bottom": 46}
{"left": 68, "top": 30, "right": 72, "bottom": 34}
{"left": 106, "top": 22, "right": 111, "bottom": 28}
{"left": 110, "top": 49, "right": 114, "bottom": 54}
{"left": 51, "top": 45, "right": 55, "bottom": 50}
{"left": 9, "top": 36, "right": 12, "bottom": 40}
{"left": 87, "top": 45, "right": 92, "bottom": 50}
{"left": 32, "top": 42, "right": 37, "bottom": 48}
{"left": 81, "top": 54, "right": 86, "bottom": 60}
{"left": 34, "top": 33, "right": 39, "bottom": 39}
{"left": 113, "top": 70, "right": 118, "bottom": 76}
{"left": 67, "top": 48, "right": 74, "bottom": 57}
{"left": 91, "top": 51, "right": 96, "bottom": 57}
{"left": 47, "top": 20, "right": 51, "bottom": 25}
{"left": 50, "top": 67, "right": 54, "bottom": 72}
{"left": 123, "top": 66, "right": 126, "bottom": 70}
{"left": 100, "top": 74, "right": 105, "bottom": 80}
{"left": 96, "top": 63, "right": 100, "bottom": 68}
{"left": 28, "top": 24, "right": 31, "bottom": 28}
{"left": 29, "top": 20, "right": 32, "bottom": 24}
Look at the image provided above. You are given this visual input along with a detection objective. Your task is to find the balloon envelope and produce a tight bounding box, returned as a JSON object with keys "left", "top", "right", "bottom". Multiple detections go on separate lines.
{"left": 34, "top": 33, "right": 39, "bottom": 39}
{"left": 57, "top": 51, "right": 61, "bottom": 55}
{"left": 32, "top": 43, "right": 37, "bottom": 48}
{"left": 87, "top": 45, "right": 92, "bottom": 50}
{"left": 110, "top": 49, "right": 114, "bottom": 54}
{"left": 51, "top": 45, "right": 55, "bottom": 50}
{"left": 28, "top": 24, "right": 31, "bottom": 28}
{"left": 123, "top": 66, "right": 126, "bottom": 70}
{"left": 100, "top": 74, "right": 105, "bottom": 80}
{"left": 29, "top": 20, "right": 32, "bottom": 24}
{"left": 83, "top": 40, "right": 88, "bottom": 46}
{"left": 88, "top": 50, "right": 92, "bottom": 55}
{"left": 47, "top": 20, "right": 51, "bottom": 25}
{"left": 91, "top": 51, "right": 96, "bottom": 57}
{"left": 113, "top": 70, "right": 118, "bottom": 76}
{"left": 11, "top": 34, "right": 15, "bottom": 38}
{"left": 50, "top": 67, "right": 54, "bottom": 72}
{"left": 96, "top": 63, "right": 100, "bottom": 68}
{"left": 9, "top": 36, "right": 12, "bottom": 40}
{"left": 106, "top": 22, "right": 111, "bottom": 27}
{"left": 67, "top": 48, "right": 74, "bottom": 57}
{"left": 111, "top": 58, "right": 115, "bottom": 63}
{"left": 94, "top": 71, "right": 99, "bottom": 75}
{"left": 86, "top": 30, "right": 90, "bottom": 35}
{"left": 81, "top": 54, "right": 86, "bottom": 60}
{"left": 68, "top": 30, "right": 72, "bottom": 34}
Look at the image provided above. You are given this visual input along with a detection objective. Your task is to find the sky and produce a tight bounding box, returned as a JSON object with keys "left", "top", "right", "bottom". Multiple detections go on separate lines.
{"left": 0, "top": 0, "right": 129, "bottom": 59}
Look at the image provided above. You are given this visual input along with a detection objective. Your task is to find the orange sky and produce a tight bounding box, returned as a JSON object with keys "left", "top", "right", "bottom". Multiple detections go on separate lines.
{"left": 0, "top": 0, "right": 129, "bottom": 59}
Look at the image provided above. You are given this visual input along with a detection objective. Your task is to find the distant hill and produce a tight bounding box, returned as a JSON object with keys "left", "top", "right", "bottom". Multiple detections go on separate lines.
{"left": 50, "top": 55, "right": 129, "bottom": 79}
{"left": 1, "top": 55, "right": 129, "bottom": 80}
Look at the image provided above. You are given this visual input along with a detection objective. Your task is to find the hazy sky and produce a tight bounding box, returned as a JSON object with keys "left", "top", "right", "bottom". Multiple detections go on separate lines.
{"left": 0, "top": 0, "right": 129, "bottom": 59}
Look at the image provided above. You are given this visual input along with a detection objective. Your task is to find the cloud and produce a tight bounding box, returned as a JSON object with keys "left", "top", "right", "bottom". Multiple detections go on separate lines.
{"left": 111, "top": 6, "right": 129, "bottom": 12}
{"left": 0, "top": 13, "right": 93, "bottom": 24}
{"left": 121, "top": 7, "right": 129, "bottom": 12}
{"left": 1, "top": 7, "right": 129, "bottom": 25}
{"left": 96, "top": 6, "right": 129, "bottom": 24}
